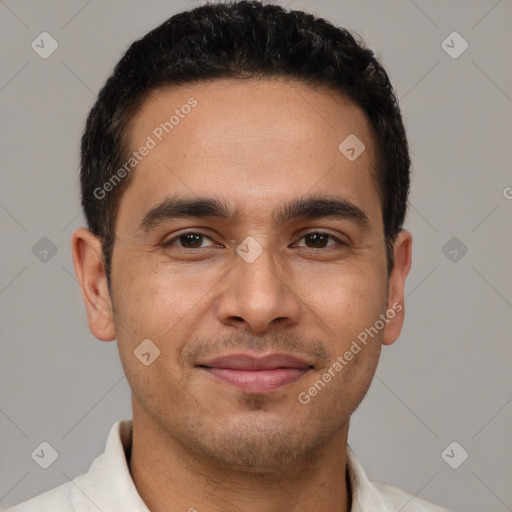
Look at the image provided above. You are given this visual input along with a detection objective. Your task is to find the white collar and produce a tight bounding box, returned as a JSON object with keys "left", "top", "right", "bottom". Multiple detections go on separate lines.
{"left": 66, "top": 419, "right": 439, "bottom": 512}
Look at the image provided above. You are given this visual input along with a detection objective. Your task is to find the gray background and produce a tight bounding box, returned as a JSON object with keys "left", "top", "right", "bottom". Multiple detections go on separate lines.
{"left": 1, "top": 0, "right": 511, "bottom": 510}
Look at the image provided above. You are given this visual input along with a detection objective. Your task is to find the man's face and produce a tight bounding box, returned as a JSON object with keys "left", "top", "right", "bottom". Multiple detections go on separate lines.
{"left": 88, "top": 78, "right": 409, "bottom": 471}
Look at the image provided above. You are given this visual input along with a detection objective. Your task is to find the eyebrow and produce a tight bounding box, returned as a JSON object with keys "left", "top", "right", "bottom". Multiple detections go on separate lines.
{"left": 137, "top": 194, "right": 372, "bottom": 233}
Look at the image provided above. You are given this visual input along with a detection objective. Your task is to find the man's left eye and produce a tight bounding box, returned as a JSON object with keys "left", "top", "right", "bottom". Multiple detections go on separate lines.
{"left": 294, "top": 232, "right": 345, "bottom": 249}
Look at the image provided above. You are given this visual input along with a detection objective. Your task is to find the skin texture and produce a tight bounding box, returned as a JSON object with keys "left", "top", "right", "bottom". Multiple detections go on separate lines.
{"left": 72, "top": 78, "right": 412, "bottom": 512}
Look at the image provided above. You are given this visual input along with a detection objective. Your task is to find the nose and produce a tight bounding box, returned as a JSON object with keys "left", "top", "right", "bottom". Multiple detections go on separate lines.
{"left": 215, "top": 241, "right": 301, "bottom": 335}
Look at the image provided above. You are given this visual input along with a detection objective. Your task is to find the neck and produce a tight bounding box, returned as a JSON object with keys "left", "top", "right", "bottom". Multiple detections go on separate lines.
{"left": 128, "top": 407, "right": 351, "bottom": 512}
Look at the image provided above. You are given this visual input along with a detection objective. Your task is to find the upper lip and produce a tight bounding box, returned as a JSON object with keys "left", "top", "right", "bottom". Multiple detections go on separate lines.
{"left": 198, "top": 353, "right": 314, "bottom": 371}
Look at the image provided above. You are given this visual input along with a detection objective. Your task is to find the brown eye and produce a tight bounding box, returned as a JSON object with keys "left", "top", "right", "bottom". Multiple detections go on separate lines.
{"left": 305, "top": 233, "right": 329, "bottom": 248}
{"left": 162, "top": 232, "right": 216, "bottom": 249}
{"left": 178, "top": 233, "right": 204, "bottom": 248}
{"left": 295, "top": 232, "right": 345, "bottom": 249}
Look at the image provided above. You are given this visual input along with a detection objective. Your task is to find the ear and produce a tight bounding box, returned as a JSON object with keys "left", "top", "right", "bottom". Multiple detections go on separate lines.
{"left": 71, "top": 228, "right": 116, "bottom": 341}
{"left": 382, "top": 229, "right": 412, "bottom": 346}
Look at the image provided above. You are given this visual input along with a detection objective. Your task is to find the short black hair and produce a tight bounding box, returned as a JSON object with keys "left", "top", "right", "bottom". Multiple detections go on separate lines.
{"left": 80, "top": 0, "right": 410, "bottom": 289}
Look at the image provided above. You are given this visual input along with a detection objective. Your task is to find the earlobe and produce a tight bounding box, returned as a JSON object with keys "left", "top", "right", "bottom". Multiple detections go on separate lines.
{"left": 71, "top": 228, "right": 116, "bottom": 341}
{"left": 382, "top": 229, "right": 413, "bottom": 346}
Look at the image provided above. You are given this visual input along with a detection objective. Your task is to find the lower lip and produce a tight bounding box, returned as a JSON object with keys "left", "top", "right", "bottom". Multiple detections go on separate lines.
{"left": 202, "top": 368, "right": 310, "bottom": 392}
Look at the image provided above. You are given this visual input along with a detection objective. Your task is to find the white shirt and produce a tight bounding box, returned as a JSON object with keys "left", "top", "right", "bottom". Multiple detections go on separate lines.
{"left": 4, "top": 419, "right": 452, "bottom": 512}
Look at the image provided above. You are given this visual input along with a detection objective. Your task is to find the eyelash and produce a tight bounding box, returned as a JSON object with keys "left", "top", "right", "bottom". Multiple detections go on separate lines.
{"left": 160, "top": 231, "right": 347, "bottom": 250}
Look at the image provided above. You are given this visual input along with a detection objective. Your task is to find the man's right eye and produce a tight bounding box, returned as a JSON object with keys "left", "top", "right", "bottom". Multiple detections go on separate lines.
{"left": 161, "top": 232, "right": 219, "bottom": 249}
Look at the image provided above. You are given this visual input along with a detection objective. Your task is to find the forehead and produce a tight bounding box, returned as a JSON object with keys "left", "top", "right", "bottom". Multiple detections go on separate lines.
{"left": 117, "top": 78, "right": 381, "bottom": 233}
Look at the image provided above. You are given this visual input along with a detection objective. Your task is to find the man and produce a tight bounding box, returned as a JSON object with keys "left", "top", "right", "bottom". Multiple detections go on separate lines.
{"left": 5, "top": 1, "right": 452, "bottom": 510}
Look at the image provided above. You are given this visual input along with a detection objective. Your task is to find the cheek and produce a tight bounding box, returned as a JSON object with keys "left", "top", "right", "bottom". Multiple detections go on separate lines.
{"left": 112, "top": 254, "right": 221, "bottom": 348}
{"left": 297, "top": 260, "right": 387, "bottom": 338}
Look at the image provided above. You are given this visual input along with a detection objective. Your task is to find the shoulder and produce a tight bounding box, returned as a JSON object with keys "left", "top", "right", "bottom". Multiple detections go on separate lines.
{"left": 2, "top": 419, "right": 140, "bottom": 512}
{"left": 371, "top": 480, "right": 453, "bottom": 512}
{"left": 2, "top": 481, "right": 74, "bottom": 512}
{"left": 347, "top": 446, "right": 454, "bottom": 512}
